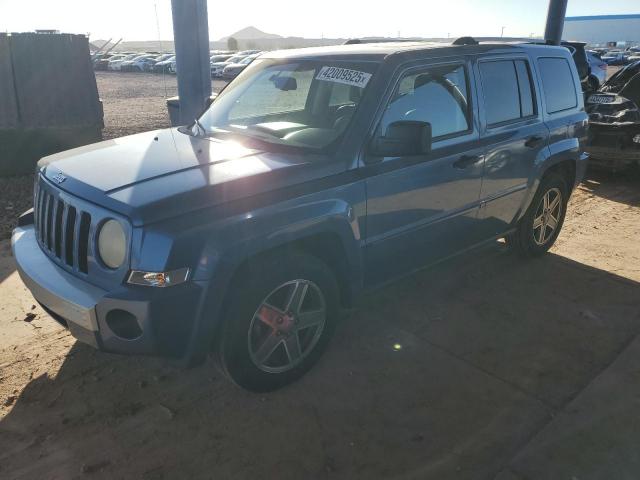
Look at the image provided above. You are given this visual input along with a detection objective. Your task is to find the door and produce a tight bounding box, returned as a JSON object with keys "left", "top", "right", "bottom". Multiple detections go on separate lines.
{"left": 475, "top": 57, "right": 549, "bottom": 236}
{"left": 364, "top": 60, "right": 485, "bottom": 286}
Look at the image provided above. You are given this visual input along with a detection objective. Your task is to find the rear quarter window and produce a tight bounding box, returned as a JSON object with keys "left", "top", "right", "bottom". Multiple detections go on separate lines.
{"left": 537, "top": 57, "right": 577, "bottom": 114}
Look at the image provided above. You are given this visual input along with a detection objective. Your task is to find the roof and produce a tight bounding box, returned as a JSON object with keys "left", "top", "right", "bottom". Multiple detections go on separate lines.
{"left": 566, "top": 14, "right": 640, "bottom": 22}
{"left": 263, "top": 41, "right": 561, "bottom": 60}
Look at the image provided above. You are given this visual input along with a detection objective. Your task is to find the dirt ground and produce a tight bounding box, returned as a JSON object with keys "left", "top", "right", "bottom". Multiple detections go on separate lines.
{"left": 1, "top": 70, "right": 640, "bottom": 479}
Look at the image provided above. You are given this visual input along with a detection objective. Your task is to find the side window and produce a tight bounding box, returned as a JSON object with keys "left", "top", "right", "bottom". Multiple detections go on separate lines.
{"left": 479, "top": 59, "right": 536, "bottom": 126}
{"left": 537, "top": 57, "right": 577, "bottom": 114}
{"left": 515, "top": 60, "right": 535, "bottom": 117}
{"left": 379, "top": 64, "right": 471, "bottom": 139}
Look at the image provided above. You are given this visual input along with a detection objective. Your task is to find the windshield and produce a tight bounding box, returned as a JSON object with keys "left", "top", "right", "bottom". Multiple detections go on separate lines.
{"left": 197, "top": 58, "right": 378, "bottom": 151}
{"left": 224, "top": 55, "right": 245, "bottom": 63}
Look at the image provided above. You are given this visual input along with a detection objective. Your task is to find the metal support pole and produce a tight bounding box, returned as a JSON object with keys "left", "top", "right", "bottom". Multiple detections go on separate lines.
{"left": 170, "top": 0, "right": 212, "bottom": 125}
{"left": 544, "top": 0, "right": 568, "bottom": 45}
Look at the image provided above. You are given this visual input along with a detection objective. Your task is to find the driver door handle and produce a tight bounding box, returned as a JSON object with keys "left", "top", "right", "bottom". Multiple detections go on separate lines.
{"left": 453, "top": 154, "right": 483, "bottom": 169}
{"left": 525, "top": 135, "right": 545, "bottom": 148}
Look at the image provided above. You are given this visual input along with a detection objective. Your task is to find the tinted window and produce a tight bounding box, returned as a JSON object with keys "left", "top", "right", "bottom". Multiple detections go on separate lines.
{"left": 515, "top": 60, "right": 535, "bottom": 117}
{"left": 538, "top": 58, "right": 577, "bottom": 113}
{"left": 380, "top": 64, "right": 470, "bottom": 139}
{"left": 479, "top": 61, "right": 521, "bottom": 125}
{"left": 480, "top": 60, "right": 536, "bottom": 125}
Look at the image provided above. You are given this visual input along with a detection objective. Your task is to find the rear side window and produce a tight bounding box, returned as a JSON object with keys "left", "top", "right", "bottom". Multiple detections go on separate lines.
{"left": 537, "top": 58, "right": 577, "bottom": 113}
{"left": 479, "top": 59, "right": 536, "bottom": 126}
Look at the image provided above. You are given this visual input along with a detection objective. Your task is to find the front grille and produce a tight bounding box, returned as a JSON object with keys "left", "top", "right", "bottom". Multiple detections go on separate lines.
{"left": 34, "top": 182, "right": 92, "bottom": 274}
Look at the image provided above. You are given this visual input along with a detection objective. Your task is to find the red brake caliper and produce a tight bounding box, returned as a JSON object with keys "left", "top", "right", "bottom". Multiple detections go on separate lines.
{"left": 257, "top": 305, "right": 293, "bottom": 333}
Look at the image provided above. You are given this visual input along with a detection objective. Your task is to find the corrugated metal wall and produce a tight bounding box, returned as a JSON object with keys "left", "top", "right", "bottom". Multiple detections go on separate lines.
{"left": 0, "top": 34, "right": 20, "bottom": 128}
{"left": 0, "top": 32, "right": 103, "bottom": 175}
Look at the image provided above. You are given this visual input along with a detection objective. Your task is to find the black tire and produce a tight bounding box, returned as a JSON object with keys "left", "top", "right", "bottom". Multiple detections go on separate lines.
{"left": 509, "top": 172, "right": 569, "bottom": 257}
{"left": 217, "top": 251, "right": 340, "bottom": 392}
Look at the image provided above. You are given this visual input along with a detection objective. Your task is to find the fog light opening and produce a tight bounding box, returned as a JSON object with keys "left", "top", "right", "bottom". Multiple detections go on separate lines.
{"left": 106, "top": 309, "right": 142, "bottom": 340}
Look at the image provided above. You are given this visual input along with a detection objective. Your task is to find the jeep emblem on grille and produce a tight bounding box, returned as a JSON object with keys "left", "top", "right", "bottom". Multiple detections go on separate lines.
{"left": 53, "top": 172, "right": 66, "bottom": 184}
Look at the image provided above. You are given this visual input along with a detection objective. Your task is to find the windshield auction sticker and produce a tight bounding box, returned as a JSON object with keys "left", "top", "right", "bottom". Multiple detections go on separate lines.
{"left": 316, "top": 66, "right": 372, "bottom": 88}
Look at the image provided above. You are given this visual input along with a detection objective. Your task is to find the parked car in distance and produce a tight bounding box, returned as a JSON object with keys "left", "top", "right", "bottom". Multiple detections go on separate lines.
{"left": 153, "top": 55, "right": 175, "bottom": 73}
{"left": 587, "top": 51, "right": 607, "bottom": 91}
{"left": 108, "top": 53, "right": 138, "bottom": 71}
{"left": 211, "top": 54, "right": 246, "bottom": 77}
{"left": 210, "top": 54, "right": 233, "bottom": 65}
{"left": 120, "top": 54, "right": 158, "bottom": 72}
{"left": 586, "top": 60, "right": 640, "bottom": 171}
{"left": 93, "top": 53, "right": 115, "bottom": 71}
{"left": 602, "top": 51, "right": 628, "bottom": 66}
{"left": 13, "top": 40, "right": 588, "bottom": 392}
{"left": 221, "top": 53, "right": 261, "bottom": 79}
{"left": 145, "top": 53, "right": 173, "bottom": 72}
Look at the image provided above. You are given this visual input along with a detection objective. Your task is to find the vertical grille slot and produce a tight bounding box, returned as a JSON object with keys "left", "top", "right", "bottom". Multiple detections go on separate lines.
{"left": 64, "top": 206, "right": 77, "bottom": 266}
{"left": 78, "top": 212, "right": 91, "bottom": 273}
{"left": 45, "top": 194, "right": 54, "bottom": 250}
{"left": 34, "top": 185, "right": 41, "bottom": 235}
{"left": 38, "top": 190, "right": 47, "bottom": 243}
{"left": 54, "top": 200, "right": 64, "bottom": 258}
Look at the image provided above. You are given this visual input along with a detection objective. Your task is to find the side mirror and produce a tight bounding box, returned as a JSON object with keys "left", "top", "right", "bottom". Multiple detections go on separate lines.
{"left": 369, "top": 121, "right": 432, "bottom": 158}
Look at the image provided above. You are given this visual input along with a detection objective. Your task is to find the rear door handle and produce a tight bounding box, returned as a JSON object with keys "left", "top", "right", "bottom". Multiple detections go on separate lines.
{"left": 453, "top": 154, "right": 483, "bottom": 169}
{"left": 525, "top": 135, "right": 545, "bottom": 148}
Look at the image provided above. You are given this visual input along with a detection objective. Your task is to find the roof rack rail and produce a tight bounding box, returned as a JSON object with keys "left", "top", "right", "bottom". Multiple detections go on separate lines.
{"left": 452, "top": 36, "right": 479, "bottom": 46}
{"left": 343, "top": 38, "right": 419, "bottom": 45}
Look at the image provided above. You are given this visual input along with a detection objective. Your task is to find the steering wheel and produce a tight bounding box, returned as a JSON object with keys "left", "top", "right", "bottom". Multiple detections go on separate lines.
{"left": 333, "top": 104, "right": 356, "bottom": 129}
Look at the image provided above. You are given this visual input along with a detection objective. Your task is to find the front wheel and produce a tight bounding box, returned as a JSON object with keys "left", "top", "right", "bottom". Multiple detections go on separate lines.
{"left": 217, "top": 252, "right": 340, "bottom": 392}
{"left": 508, "top": 172, "right": 569, "bottom": 257}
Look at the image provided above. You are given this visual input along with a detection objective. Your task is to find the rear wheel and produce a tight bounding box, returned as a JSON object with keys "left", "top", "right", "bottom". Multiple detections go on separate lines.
{"left": 508, "top": 172, "right": 568, "bottom": 257}
{"left": 217, "top": 252, "right": 340, "bottom": 392}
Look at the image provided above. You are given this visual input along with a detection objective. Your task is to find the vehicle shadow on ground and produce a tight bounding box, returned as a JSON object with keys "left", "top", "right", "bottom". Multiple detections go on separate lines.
{"left": 580, "top": 169, "right": 640, "bottom": 207}
{"left": 2, "top": 245, "right": 640, "bottom": 480}
{"left": 0, "top": 241, "right": 15, "bottom": 285}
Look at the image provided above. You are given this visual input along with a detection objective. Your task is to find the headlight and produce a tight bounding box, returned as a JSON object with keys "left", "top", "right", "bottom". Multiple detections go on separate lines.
{"left": 97, "top": 219, "right": 126, "bottom": 269}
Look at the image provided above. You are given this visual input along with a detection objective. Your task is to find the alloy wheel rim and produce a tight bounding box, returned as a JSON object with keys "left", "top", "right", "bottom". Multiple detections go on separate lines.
{"left": 533, "top": 187, "right": 562, "bottom": 246}
{"left": 248, "top": 279, "right": 326, "bottom": 373}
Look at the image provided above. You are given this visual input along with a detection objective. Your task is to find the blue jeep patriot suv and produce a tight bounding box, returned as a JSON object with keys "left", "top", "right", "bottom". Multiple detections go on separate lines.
{"left": 13, "top": 41, "right": 588, "bottom": 391}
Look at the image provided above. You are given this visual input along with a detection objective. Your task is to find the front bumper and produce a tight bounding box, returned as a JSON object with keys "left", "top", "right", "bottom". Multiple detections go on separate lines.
{"left": 12, "top": 224, "right": 206, "bottom": 359}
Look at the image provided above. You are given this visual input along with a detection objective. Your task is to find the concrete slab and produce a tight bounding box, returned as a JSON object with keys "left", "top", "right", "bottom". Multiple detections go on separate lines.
{"left": 506, "top": 334, "right": 640, "bottom": 480}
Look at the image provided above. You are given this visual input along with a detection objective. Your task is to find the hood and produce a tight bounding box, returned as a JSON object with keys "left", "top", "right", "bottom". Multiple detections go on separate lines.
{"left": 40, "top": 128, "right": 339, "bottom": 226}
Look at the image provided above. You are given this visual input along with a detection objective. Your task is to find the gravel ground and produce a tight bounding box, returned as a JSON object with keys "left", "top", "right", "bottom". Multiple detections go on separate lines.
{"left": 0, "top": 71, "right": 227, "bottom": 240}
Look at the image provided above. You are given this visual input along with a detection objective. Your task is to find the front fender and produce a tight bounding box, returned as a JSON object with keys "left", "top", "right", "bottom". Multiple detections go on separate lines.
{"left": 156, "top": 181, "right": 366, "bottom": 366}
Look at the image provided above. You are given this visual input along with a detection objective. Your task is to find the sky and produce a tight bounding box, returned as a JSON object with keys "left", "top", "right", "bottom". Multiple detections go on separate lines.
{"left": 0, "top": 0, "right": 638, "bottom": 42}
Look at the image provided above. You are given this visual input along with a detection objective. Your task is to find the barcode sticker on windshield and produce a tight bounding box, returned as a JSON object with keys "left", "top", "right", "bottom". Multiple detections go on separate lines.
{"left": 316, "top": 66, "right": 372, "bottom": 88}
